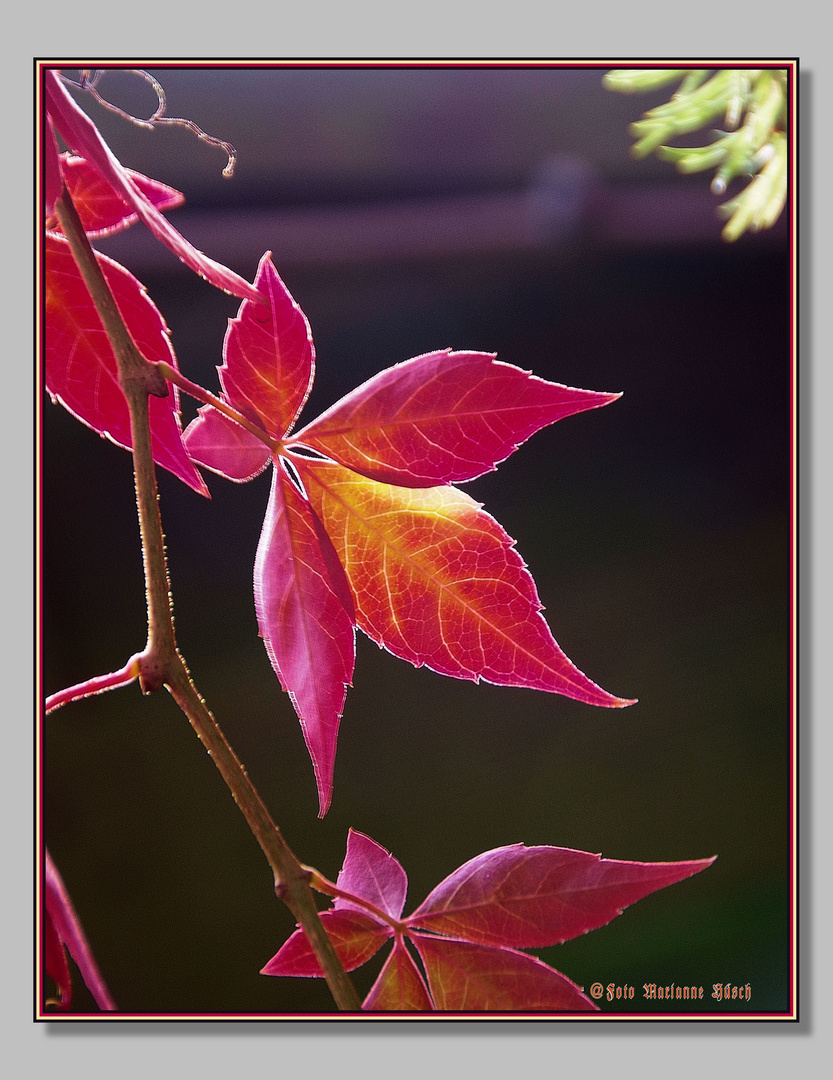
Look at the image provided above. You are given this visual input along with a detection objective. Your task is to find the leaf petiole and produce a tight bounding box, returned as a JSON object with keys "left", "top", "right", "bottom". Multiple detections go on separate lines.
{"left": 45, "top": 654, "right": 143, "bottom": 714}
{"left": 303, "top": 866, "right": 406, "bottom": 934}
{"left": 155, "top": 359, "right": 277, "bottom": 451}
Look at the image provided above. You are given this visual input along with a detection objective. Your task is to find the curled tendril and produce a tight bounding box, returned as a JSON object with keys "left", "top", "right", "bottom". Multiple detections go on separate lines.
{"left": 61, "top": 68, "right": 237, "bottom": 178}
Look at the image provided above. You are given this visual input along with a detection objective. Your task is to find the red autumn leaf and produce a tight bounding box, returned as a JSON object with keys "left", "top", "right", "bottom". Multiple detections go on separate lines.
{"left": 407, "top": 843, "right": 718, "bottom": 948}
{"left": 44, "top": 69, "right": 259, "bottom": 302}
{"left": 261, "top": 829, "right": 714, "bottom": 1012}
{"left": 44, "top": 234, "right": 208, "bottom": 496}
{"left": 218, "top": 251, "right": 315, "bottom": 438}
{"left": 293, "top": 348, "right": 620, "bottom": 487}
{"left": 183, "top": 250, "right": 633, "bottom": 812}
{"left": 331, "top": 827, "right": 409, "bottom": 919}
{"left": 182, "top": 407, "right": 271, "bottom": 483}
{"left": 411, "top": 934, "right": 596, "bottom": 1012}
{"left": 261, "top": 907, "right": 391, "bottom": 977}
{"left": 294, "top": 459, "right": 631, "bottom": 708}
{"left": 362, "top": 939, "right": 433, "bottom": 1011}
{"left": 253, "top": 463, "right": 356, "bottom": 816}
{"left": 49, "top": 153, "right": 184, "bottom": 237}
{"left": 183, "top": 250, "right": 314, "bottom": 479}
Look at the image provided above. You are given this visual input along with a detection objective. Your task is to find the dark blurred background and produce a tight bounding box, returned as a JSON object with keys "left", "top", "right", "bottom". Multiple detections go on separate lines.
{"left": 42, "top": 65, "right": 791, "bottom": 1015}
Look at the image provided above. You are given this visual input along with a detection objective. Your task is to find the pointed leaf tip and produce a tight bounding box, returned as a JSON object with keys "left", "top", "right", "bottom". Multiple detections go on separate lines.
{"left": 294, "top": 349, "right": 625, "bottom": 487}
{"left": 409, "top": 844, "right": 716, "bottom": 949}
{"left": 334, "top": 829, "right": 409, "bottom": 920}
{"left": 253, "top": 466, "right": 355, "bottom": 816}
{"left": 220, "top": 252, "right": 315, "bottom": 439}
{"left": 297, "top": 459, "right": 632, "bottom": 708}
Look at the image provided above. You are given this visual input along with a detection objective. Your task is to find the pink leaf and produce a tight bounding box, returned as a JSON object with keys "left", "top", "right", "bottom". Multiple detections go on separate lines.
{"left": 44, "top": 850, "right": 116, "bottom": 1011}
{"left": 363, "top": 938, "right": 433, "bottom": 1011}
{"left": 183, "top": 406, "right": 271, "bottom": 482}
{"left": 332, "top": 829, "right": 409, "bottom": 920}
{"left": 44, "top": 69, "right": 259, "bottom": 301}
{"left": 50, "top": 153, "right": 184, "bottom": 238}
{"left": 293, "top": 349, "right": 621, "bottom": 487}
{"left": 297, "top": 459, "right": 634, "bottom": 708}
{"left": 261, "top": 908, "right": 390, "bottom": 977}
{"left": 411, "top": 934, "right": 596, "bottom": 1011}
{"left": 215, "top": 251, "right": 315, "bottom": 439}
{"left": 263, "top": 831, "right": 715, "bottom": 1012}
{"left": 409, "top": 844, "right": 717, "bottom": 948}
{"left": 253, "top": 463, "right": 356, "bottom": 816}
{"left": 44, "top": 234, "right": 209, "bottom": 496}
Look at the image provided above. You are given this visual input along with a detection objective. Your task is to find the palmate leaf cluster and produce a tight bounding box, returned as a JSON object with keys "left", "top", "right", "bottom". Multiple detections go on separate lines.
{"left": 603, "top": 68, "right": 789, "bottom": 241}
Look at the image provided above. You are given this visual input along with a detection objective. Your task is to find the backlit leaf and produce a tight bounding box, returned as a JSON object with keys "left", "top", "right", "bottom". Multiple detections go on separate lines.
{"left": 408, "top": 843, "right": 718, "bottom": 948}
{"left": 44, "top": 234, "right": 208, "bottom": 495}
{"left": 295, "top": 458, "right": 633, "bottom": 707}
{"left": 49, "top": 153, "right": 183, "bottom": 237}
{"left": 362, "top": 939, "right": 433, "bottom": 1011}
{"left": 182, "top": 247, "right": 634, "bottom": 808}
{"left": 214, "top": 251, "right": 314, "bottom": 439}
{"left": 264, "top": 832, "right": 712, "bottom": 1011}
{"left": 260, "top": 908, "right": 390, "bottom": 977}
{"left": 183, "top": 406, "right": 270, "bottom": 483}
{"left": 411, "top": 934, "right": 596, "bottom": 1011}
{"left": 253, "top": 463, "right": 356, "bottom": 816}
{"left": 293, "top": 349, "right": 620, "bottom": 487}
{"left": 332, "top": 829, "right": 408, "bottom": 920}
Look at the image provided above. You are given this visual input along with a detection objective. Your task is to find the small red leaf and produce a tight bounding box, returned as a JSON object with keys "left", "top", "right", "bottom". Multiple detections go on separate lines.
{"left": 261, "top": 908, "right": 390, "bottom": 977}
{"left": 409, "top": 844, "right": 717, "bottom": 948}
{"left": 333, "top": 829, "right": 409, "bottom": 920}
{"left": 50, "top": 154, "right": 184, "bottom": 237}
{"left": 411, "top": 934, "right": 596, "bottom": 1012}
{"left": 183, "top": 406, "right": 271, "bottom": 482}
{"left": 296, "top": 459, "right": 633, "bottom": 708}
{"left": 293, "top": 349, "right": 621, "bottom": 487}
{"left": 44, "top": 70, "right": 260, "bottom": 301}
{"left": 44, "top": 235, "right": 209, "bottom": 496}
{"left": 363, "top": 938, "right": 433, "bottom": 1011}
{"left": 219, "top": 252, "right": 314, "bottom": 439}
{"left": 253, "top": 463, "right": 356, "bottom": 816}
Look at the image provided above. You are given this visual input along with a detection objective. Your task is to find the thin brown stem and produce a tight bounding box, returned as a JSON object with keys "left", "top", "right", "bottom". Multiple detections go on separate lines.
{"left": 50, "top": 183, "right": 361, "bottom": 1011}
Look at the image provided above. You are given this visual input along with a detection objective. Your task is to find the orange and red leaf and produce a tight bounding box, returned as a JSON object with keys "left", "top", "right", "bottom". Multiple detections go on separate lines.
{"left": 295, "top": 458, "right": 633, "bottom": 707}
{"left": 217, "top": 252, "right": 314, "bottom": 439}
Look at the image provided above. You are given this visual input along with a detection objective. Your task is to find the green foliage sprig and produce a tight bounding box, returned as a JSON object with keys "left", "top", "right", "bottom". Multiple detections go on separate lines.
{"left": 603, "top": 68, "right": 789, "bottom": 241}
